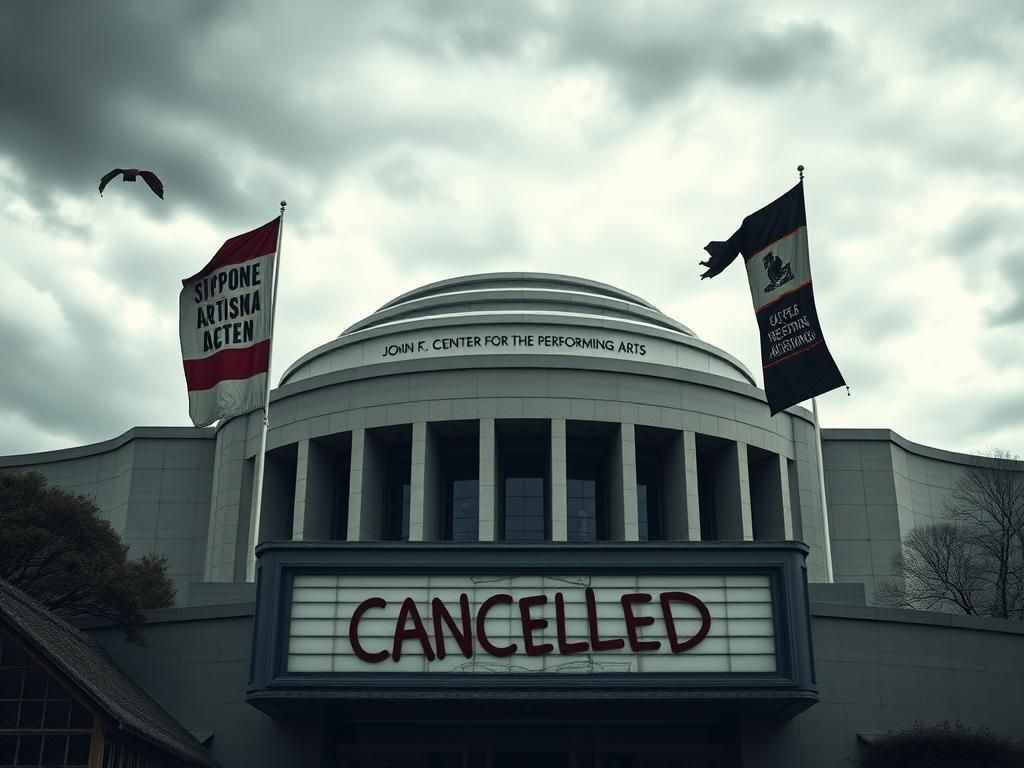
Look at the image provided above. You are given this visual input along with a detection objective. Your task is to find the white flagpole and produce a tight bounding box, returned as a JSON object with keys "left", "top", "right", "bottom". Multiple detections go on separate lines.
{"left": 812, "top": 396, "right": 835, "bottom": 583}
{"left": 246, "top": 200, "right": 287, "bottom": 583}
{"left": 797, "top": 164, "right": 835, "bottom": 582}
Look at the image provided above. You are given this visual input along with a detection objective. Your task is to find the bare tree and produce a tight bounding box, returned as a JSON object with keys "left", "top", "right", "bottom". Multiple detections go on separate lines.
{"left": 878, "top": 450, "right": 1024, "bottom": 620}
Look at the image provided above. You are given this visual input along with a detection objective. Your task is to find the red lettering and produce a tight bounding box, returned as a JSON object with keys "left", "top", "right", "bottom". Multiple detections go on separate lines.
{"left": 432, "top": 594, "right": 473, "bottom": 660}
{"left": 659, "top": 591, "right": 711, "bottom": 653}
{"left": 392, "top": 597, "right": 436, "bottom": 662}
{"left": 585, "top": 588, "right": 625, "bottom": 651}
{"left": 477, "top": 594, "right": 518, "bottom": 657}
{"left": 350, "top": 597, "right": 389, "bottom": 663}
{"left": 519, "top": 594, "right": 553, "bottom": 656}
{"left": 554, "top": 592, "right": 588, "bottom": 654}
{"left": 621, "top": 593, "right": 661, "bottom": 652}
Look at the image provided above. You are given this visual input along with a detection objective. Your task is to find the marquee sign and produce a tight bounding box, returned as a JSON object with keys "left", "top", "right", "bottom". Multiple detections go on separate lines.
{"left": 248, "top": 544, "right": 816, "bottom": 717}
{"left": 286, "top": 574, "right": 776, "bottom": 675}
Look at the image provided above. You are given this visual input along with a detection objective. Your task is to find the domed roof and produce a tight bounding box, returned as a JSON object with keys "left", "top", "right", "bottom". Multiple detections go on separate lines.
{"left": 281, "top": 273, "right": 753, "bottom": 387}
{"left": 341, "top": 272, "right": 698, "bottom": 340}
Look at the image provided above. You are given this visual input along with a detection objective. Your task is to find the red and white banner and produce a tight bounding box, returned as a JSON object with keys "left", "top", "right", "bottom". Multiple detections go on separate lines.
{"left": 179, "top": 217, "right": 280, "bottom": 427}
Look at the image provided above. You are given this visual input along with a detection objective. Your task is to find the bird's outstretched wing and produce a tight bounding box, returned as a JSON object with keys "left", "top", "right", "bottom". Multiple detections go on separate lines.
{"left": 139, "top": 171, "right": 164, "bottom": 199}
{"left": 98, "top": 169, "right": 123, "bottom": 196}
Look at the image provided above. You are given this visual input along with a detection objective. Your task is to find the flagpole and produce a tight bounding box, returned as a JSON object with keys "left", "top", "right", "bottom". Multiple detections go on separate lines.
{"left": 246, "top": 200, "right": 287, "bottom": 583}
{"left": 798, "top": 164, "right": 834, "bottom": 582}
{"left": 812, "top": 396, "right": 835, "bottom": 583}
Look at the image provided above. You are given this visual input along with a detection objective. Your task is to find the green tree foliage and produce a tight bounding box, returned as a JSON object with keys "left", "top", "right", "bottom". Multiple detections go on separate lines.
{"left": 860, "top": 723, "right": 1024, "bottom": 768}
{"left": 878, "top": 450, "right": 1024, "bottom": 619}
{"left": 0, "top": 471, "right": 175, "bottom": 642}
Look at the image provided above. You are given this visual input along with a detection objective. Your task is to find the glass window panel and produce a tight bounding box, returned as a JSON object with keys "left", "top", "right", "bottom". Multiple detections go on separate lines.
{"left": 41, "top": 734, "right": 67, "bottom": 766}
{"left": 43, "top": 699, "right": 70, "bottom": 728}
{"left": 68, "top": 701, "right": 92, "bottom": 729}
{"left": 45, "top": 680, "right": 70, "bottom": 702}
{"left": 0, "top": 700, "right": 19, "bottom": 728}
{"left": 22, "top": 668, "right": 47, "bottom": 699}
{"left": 15, "top": 733, "right": 41, "bottom": 766}
{"left": 0, "top": 668, "right": 23, "bottom": 698}
{"left": 523, "top": 478, "right": 543, "bottom": 496}
{"left": 18, "top": 700, "right": 43, "bottom": 728}
{"left": 0, "top": 735, "right": 16, "bottom": 765}
{"left": 1, "top": 638, "right": 28, "bottom": 666}
{"left": 67, "top": 734, "right": 91, "bottom": 765}
{"left": 638, "top": 490, "right": 649, "bottom": 542}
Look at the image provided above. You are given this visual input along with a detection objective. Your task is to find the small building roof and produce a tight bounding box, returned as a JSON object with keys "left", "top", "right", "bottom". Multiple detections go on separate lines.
{"left": 0, "top": 578, "right": 218, "bottom": 768}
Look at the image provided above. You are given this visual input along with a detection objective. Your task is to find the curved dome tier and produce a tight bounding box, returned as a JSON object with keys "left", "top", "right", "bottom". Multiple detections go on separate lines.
{"left": 281, "top": 272, "right": 754, "bottom": 386}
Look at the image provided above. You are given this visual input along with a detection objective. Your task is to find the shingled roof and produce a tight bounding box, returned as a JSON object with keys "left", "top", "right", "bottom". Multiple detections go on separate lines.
{"left": 0, "top": 578, "right": 218, "bottom": 768}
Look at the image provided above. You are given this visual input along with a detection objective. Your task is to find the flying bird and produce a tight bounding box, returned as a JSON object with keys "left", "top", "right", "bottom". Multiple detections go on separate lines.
{"left": 98, "top": 169, "right": 164, "bottom": 199}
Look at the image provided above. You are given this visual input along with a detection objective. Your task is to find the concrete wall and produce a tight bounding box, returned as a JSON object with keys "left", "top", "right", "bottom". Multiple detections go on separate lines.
{"left": 0, "top": 427, "right": 215, "bottom": 604}
{"left": 801, "top": 602, "right": 1024, "bottom": 766}
{"left": 822, "top": 429, "right": 1024, "bottom": 603}
{"left": 86, "top": 598, "right": 1024, "bottom": 768}
{"left": 87, "top": 606, "right": 321, "bottom": 768}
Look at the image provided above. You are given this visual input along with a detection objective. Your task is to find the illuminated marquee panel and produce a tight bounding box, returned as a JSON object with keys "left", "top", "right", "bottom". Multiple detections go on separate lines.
{"left": 247, "top": 544, "right": 817, "bottom": 717}
{"left": 286, "top": 574, "right": 776, "bottom": 675}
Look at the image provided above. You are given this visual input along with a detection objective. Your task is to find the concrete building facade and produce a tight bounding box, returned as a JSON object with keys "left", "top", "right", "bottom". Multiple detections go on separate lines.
{"left": 2, "top": 273, "right": 1022, "bottom": 767}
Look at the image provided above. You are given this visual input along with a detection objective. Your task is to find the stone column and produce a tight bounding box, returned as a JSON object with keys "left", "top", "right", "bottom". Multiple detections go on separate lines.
{"left": 714, "top": 442, "right": 753, "bottom": 541}
{"left": 664, "top": 431, "right": 702, "bottom": 541}
{"left": 478, "top": 418, "right": 497, "bottom": 541}
{"left": 608, "top": 423, "right": 639, "bottom": 541}
{"left": 550, "top": 418, "right": 567, "bottom": 542}
{"left": 409, "top": 422, "right": 441, "bottom": 541}
{"left": 347, "top": 428, "right": 383, "bottom": 541}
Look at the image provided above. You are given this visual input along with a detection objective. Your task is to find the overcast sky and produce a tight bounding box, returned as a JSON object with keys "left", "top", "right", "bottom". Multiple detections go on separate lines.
{"left": 2, "top": 1, "right": 1022, "bottom": 457}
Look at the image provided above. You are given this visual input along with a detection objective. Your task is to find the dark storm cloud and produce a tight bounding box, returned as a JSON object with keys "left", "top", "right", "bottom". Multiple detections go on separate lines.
{"left": 553, "top": 4, "right": 839, "bottom": 108}
{"left": 0, "top": 2, "right": 243, "bottom": 228}
{"left": 0, "top": 271, "right": 182, "bottom": 449}
{"left": 397, "top": 1, "right": 841, "bottom": 108}
{"left": 0, "top": 1, "right": 511, "bottom": 234}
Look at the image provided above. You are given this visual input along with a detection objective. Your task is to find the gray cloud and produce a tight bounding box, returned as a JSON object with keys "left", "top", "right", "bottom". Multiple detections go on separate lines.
{"left": 942, "top": 205, "right": 1024, "bottom": 325}
{"left": 554, "top": 4, "right": 839, "bottom": 108}
{"left": 0, "top": 268, "right": 184, "bottom": 450}
{"left": 373, "top": 155, "right": 444, "bottom": 203}
{"left": 394, "top": 1, "right": 842, "bottom": 109}
{"left": 383, "top": 210, "right": 526, "bottom": 270}
{"left": 926, "top": 2, "right": 1024, "bottom": 67}
{"left": 0, "top": 1, "right": 512, "bottom": 234}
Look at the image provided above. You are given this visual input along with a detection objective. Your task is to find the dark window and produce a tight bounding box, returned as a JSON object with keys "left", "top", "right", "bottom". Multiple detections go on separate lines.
{"left": 382, "top": 443, "right": 411, "bottom": 541}
{"left": 566, "top": 431, "right": 608, "bottom": 542}
{"left": 567, "top": 479, "right": 598, "bottom": 542}
{"left": 442, "top": 435, "right": 480, "bottom": 542}
{"left": 497, "top": 423, "right": 549, "bottom": 542}
{"left": 0, "top": 630, "right": 92, "bottom": 768}
{"left": 697, "top": 458, "right": 718, "bottom": 541}
{"left": 636, "top": 451, "right": 663, "bottom": 541}
{"left": 504, "top": 477, "right": 545, "bottom": 542}
{"left": 447, "top": 479, "right": 479, "bottom": 542}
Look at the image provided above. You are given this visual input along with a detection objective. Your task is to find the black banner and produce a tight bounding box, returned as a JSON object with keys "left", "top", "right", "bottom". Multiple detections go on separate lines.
{"left": 701, "top": 180, "right": 845, "bottom": 414}
{"left": 756, "top": 283, "right": 844, "bottom": 415}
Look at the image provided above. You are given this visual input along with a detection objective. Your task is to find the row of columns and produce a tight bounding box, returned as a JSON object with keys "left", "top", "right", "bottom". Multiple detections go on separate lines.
{"left": 278, "top": 419, "right": 795, "bottom": 545}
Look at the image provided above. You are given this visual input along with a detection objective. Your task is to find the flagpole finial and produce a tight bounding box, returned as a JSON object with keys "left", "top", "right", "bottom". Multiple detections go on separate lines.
{"left": 797, "top": 165, "right": 804, "bottom": 181}
{"left": 280, "top": 200, "right": 287, "bottom": 214}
